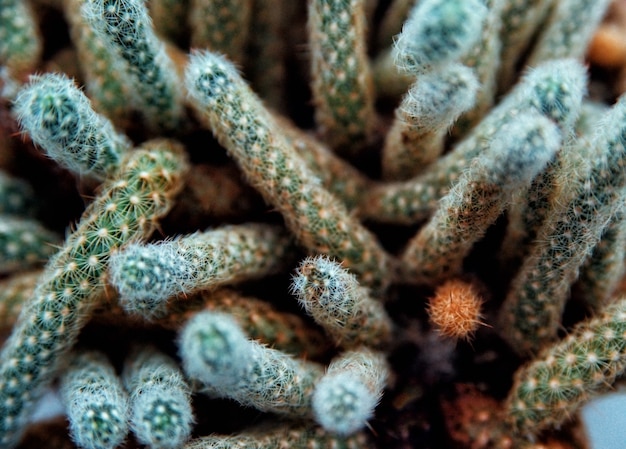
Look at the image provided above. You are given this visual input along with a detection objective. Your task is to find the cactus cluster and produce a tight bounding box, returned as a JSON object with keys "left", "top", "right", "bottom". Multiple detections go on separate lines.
{"left": 2, "top": 0, "right": 626, "bottom": 448}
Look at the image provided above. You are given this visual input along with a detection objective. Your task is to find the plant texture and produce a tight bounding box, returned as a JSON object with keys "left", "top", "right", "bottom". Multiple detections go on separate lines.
{"left": 59, "top": 350, "right": 129, "bottom": 449}
{"left": 392, "top": 0, "right": 487, "bottom": 75}
{"left": 381, "top": 62, "right": 479, "bottom": 180}
{"left": 0, "top": 141, "right": 186, "bottom": 447}
{"left": 427, "top": 278, "right": 484, "bottom": 341}
{"left": 108, "top": 223, "right": 294, "bottom": 317}
{"left": 2, "top": 1, "right": 626, "bottom": 448}
{"left": 290, "top": 255, "right": 392, "bottom": 348}
{"left": 13, "top": 72, "right": 131, "bottom": 178}
{"left": 81, "top": 0, "right": 185, "bottom": 132}
{"left": 122, "top": 345, "right": 194, "bottom": 449}
{"left": 0, "top": 215, "right": 60, "bottom": 275}
{"left": 499, "top": 93, "right": 626, "bottom": 355}
{"left": 399, "top": 111, "right": 561, "bottom": 285}
{"left": 312, "top": 348, "right": 388, "bottom": 435}
{"left": 178, "top": 311, "right": 323, "bottom": 418}
{"left": 184, "top": 50, "right": 391, "bottom": 292}
{"left": 0, "top": 0, "right": 41, "bottom": 78}
{"left": 308, "top": 0, "right": 376, "bottom": 153}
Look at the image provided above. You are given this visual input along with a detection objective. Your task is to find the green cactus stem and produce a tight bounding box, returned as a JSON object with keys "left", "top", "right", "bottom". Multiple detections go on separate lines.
{"left": 108, "top": 223, "right": 295, "bottom": 318}
{"left": 0, "top": 0, "right": 42, "bottom": 78}
{"left": 392, "top": 0, "right": 487, "bottom": 75}
{"left": 59, "top": 350, "right": 129, "bottom": 449}
{"left": 81, "top": 0, "right": 185, "bottom": 132}
{"left": 123, "top": 345, "right": 194, "bottom": 449}
{"left": 360, "top": 58, "right": 586, "bottom": 225}
{"left": 399, "top": 112, "right": 560, "bottom": 285}
{"left": 189, "top": 0, "right": 252, "bottom": 66}
{"left": 63, "top": 0, "right": 133, "bottom": 126}
{"left": 308, "top": 0, "right": 376, "bottom": 154}
{"left": 499, "top": 94, "right": 626, "bottom": 356}
{"left": 178, "top": 311, "right": 323, "bottom": 418}
{"left": 0, "top": 215, "right": 60, "bottom": 275}
{"left": 381, "top": 62, "right": 479, "bottom": 180}
{"left": 0, "top": 140, "right": 187, "bottom": 448}
{"left": 526, "top": 0, "right": 612, "bottom": 67}
{"left": 13, "top": 72, "right": 131, "bottom": 179}
{"left": 312, "top": 348, "right": 388, "bottom": 435}
{"left": 290, "top": 255, "right": 393, "bottom": 348}
{"left": 505, "top": 296, "right": 626, "bottom": 440}
{"left": 185, "top": 50, "right": 391, "bottom": 292}
{"left": 0, "top": 171, "right": 36, "bottom": 217}
{"left": 183, "top": 423, "right": 374, "bottom": 449}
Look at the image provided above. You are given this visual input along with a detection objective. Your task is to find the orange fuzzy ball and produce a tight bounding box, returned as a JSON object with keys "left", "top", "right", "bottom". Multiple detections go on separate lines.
{"left": 427, "top": 279, "right": 484, "bottom": 340}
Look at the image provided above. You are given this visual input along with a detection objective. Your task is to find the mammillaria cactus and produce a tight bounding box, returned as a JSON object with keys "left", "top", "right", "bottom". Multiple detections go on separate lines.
{"left": 59, "top": 351, "right": 129, "bottom": 449}
{"left": 2, "top": 1, "right": 626, "bottom": 448}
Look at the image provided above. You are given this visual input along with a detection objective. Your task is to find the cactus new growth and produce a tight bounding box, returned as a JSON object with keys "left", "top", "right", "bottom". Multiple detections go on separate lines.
{"left": 312, "top": 348, "right": 388, "bottom": 435}
{"left": 427, "top": 279, "right": 485, "bottom": 341}
{"left": 178, "top": 311, "right": 323, "bottom": 417}
{"left": 3, "top": 1, "right": 626, "bottom": 448}
{"left": 290, "top": 255, "right": 392, "bottom": 348}
{"left": 381, "top": 63, "right": 479, "bottom": 180}
{"left": 59, "top": 351, "right": 129, "bottom": 449}
{"left": 108, "top": 223, "right": 294, "bottom": 317}
{"left": 123, "top": 345, "right": 194, "bottom": 449}
{"left": 392, "top": 0, "right": 487, "bottom": 75}
{"left": 13, "top": 72, "right": 131, "bottom": 178}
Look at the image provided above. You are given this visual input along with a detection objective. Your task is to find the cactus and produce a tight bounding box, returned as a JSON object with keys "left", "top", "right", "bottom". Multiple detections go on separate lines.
{"left": 123, "top": 345, "right": 194, "bottom": 449}
{"left": 312, "top": 348, "right": 388, "bottom": 435}
{"left": 184, "top": 50, "right": 391, "bottom": 292}
{"left": 360, "top": 58, "right": 587, "bottom": 225}
{"left": 108, "top": 223, "right": 295, "bottom": 318}
{"left": 499, "top": 94, "right": 626, "bottom": 355}
{"left": 178, "top": 311, "right": 323, "bottom": 418}
{"left": 427, "top": 279, "right": 485, "bottom": 341}
{"left": 381, "top": 62, "right": 479, "bottom": 180}
{"left": 183, "top": 424, "right": 374, "bottom": 449}
{"left": 13, "top": 73, "right": 131, "bottom": 179}
{"left": 290, "top": 255, "right": 392, "bottom": 348}
{"left": 497, "top": 0, "right": 554, "bottom": 91}
{"left": 2, "top": 2, "right": 626, "bottom": 448}
{"left": 0, "top": 171, "right": 36, "bottom": 216}
{"left": 189, "top": 0, "right": 252, "bottom": 66}
{"left": 0, "top": 215, "right": 60, "bottom": 275}
{"left": 505, "top": 296, "right": 626, "bottom": 440}
{"left": 526, "top": 0, "right": 612, "bottom": 66}
{"left": 574, "top": 203, "right": 626, "bottom": 312}
{"left": 308, "top": 0, "right": 376, "bottom": 153}
{"left": 0, "top": 0, "right": 42, "bottom": 78}
{"left": 278, "top": 115, "right": 371, "bottom": 210}
{"left": 63, "top": 0, "right": 133, "bottom": 125}
{"left": 0, "top": 141, "right": 186, "bottom": 447}
{"left": 0, "top": 270, "right": 40, "bottom": 331}
{"left": 59, "top": 350, "right": 129, "bottom": 449}
{"left": 81, "top": 0, "right": 185, "bottom": 132}
{"left": 452, "top": 0, "right": 505, "bottom": 136}
{"left": 392, "top": 0, "right": 487, "bottom": 75}
{"left": 399, "top": 112, "right": 561, "bottom": 285}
